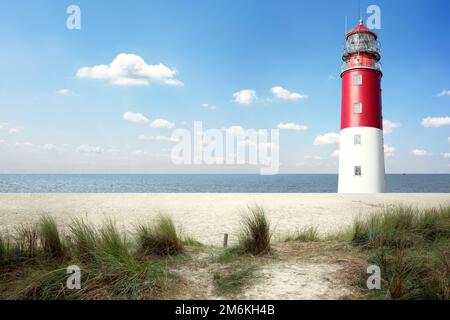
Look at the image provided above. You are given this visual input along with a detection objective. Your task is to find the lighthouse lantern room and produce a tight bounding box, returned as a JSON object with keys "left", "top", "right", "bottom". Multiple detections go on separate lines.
{"left": 338, "top": 20, "right": 385, "bottom": 193}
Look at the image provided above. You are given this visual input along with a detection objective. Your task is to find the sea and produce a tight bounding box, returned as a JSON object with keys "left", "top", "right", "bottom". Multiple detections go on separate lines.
{"left": 0, "top": 174, "right": 448, "bottom": 193}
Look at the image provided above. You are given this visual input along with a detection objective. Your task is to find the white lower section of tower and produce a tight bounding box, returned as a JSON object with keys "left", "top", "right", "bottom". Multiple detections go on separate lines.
{"left": 338, "top": 127, "right": 385, "bottom": 193}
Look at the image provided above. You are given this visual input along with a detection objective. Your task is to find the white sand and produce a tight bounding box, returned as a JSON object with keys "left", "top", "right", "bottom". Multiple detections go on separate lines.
{"left": 0, "top": 193, "right": 449, "bottom": 245}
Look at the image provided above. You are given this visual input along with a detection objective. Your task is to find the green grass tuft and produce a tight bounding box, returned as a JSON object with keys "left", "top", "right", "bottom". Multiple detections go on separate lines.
{"left": 14, "top": 224, "right": 39, "bottom": 259}
{"left": 213, "top": 266, "right": 256, "bottom": 295}
{"left": 136, "top": 214, "right": 184, "bottom": 257}
{"left": 285, "top": 226, "right": 319, "bottom": 242}
{"left": 239, "top": 206, "right": 272, "bottom": 255}
{"left": 97, "top": 219, "right": 130, "bottom": 261}
{"left": 68, "top": 218, "right": 98, "bottom": 261}
{"left": 0, "top": 234, "right": 15, "bottom": 269}
{"left": 38, "top": 216, "right": 64, "bottom": 259}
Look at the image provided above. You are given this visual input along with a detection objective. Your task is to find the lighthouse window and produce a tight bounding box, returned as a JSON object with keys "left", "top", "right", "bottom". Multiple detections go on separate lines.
{"left": 354, "top": 134, "right": 362, "bottom": 145}
{"left": 354, "top": 166, "right": 362, "bottom": 176}
{"left": 353, "top": 74, "right": 362, "bottom": 86}
{"left": 353, "top": 102, "right": 362, "bottom": 114}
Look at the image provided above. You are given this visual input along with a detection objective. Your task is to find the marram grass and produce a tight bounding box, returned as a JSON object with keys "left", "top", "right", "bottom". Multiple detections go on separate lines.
{"left": 239, "top": 206, "right": 272, "bottom": 255}
{"left": 136, "top": 214, "right": 184, "bottom": 257}
{"left": 349, "top": 206, "right": 450, "bottom": 300}
{"left": 38, "top": 216, "right": 64, "bottom": 259}
{"left": 0, "top": 214, "right": 186, "bottom": 299}
{"left": 1, "top": 206, "right": 449, "bottom": 300}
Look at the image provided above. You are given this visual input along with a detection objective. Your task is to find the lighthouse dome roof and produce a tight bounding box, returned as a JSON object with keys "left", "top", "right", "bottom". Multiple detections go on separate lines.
{"left": 346, "top": 19, "right": 378, "bottom": 40}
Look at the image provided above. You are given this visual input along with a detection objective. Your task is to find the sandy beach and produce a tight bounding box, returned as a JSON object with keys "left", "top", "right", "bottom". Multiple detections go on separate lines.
{"left": 0, "top": 193, "right": 449, "bottom": 245}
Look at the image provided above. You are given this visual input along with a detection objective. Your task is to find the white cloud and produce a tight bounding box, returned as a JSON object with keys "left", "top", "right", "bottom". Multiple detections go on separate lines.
{"left": 259, "top": 142, "right": 278, "bottom": 150}
{"left": 331, "top": 149, "right": 340, "bottom": 157}
{"left": 437, "top": 89, "right": 450, "bottom": 97}
{"left": 123, "top": 112, "right": 174, "bottom": 129}
{"left": 77, "top": 144, "right": 104, "bottom": 154}
{"left": 313, "top": 132, "right": 340, "bottom": 145}
{"left": 277, "top": 122, "right": 308, "bottom": 131}
{"left": 201, "top": 103, "right": 217, "bottom": 111}
{"left": 123, "top": 111, "right": 150, "bottom": 124}
{"left": 76, "top": 53, "right": 183, "bottom": 87}
{"left": 383, "top": 120, "right": 401, "bottom": 134}
{"left": 271, "top": 86, "right": 307, "bottom": 100}
{"left": 443, "top": 153, "right": 450, "bottom": 159}
{"left": 43, "top": 144, "right": 57, "bottom": 151}
{"left": 16, "top": 142, "right": 33, "bottom": 148}
{"left": 239, "top": 139, "right": 257, "bottom": 147}
{"left": 421, "top": 117, "right": 450, "bottom": 128}
{"left": 411, "top": 149, "right": 430, "bottom": 156}
{"left": 132, "top": 150, "right": 147, "bottom": 156}
{"left": 224, "top": 125, "right": 246, "bottom": 135}
{"left": 448, "top": 137, "right": 450, "bottom": 143}
{"left": 0, "top": 123, "right": 23, "bottom": 134}
{"left": 384, "top": 144, "right": 396, "bottom": 157}
{"left": 304, "top": 155, "right": 323, "bottom": 160}
{"left": 137, "top": 135, "right": 179, "bottom": 142}
{"left": 150, "top": 119, "right": 175, "bottom": 129}
{"left": 8, "top": 127, "right": 22, "bottom": 134}
{"left": 56, "top": 89, "right": 74, "bottom": 96}
{"left": 232, "top": 89, "right": 257, "bottom": 105}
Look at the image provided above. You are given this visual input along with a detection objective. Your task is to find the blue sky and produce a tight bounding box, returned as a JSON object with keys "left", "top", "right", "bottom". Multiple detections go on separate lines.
{"left": 0, "top": 0, "right": 449, "bottom": 173}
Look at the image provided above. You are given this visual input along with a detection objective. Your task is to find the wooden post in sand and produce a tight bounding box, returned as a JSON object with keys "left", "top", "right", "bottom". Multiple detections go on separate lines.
{"left": 223, "top": 233, "right": 228, "bottom": 248}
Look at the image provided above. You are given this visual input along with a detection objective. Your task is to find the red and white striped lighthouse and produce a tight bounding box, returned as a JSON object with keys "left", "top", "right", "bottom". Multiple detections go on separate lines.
{"left": 338, "top": 20, "right": 385, "bottom": 193}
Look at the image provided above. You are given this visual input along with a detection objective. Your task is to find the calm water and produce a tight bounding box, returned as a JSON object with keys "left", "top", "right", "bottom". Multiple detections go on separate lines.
{"left": 0, "top": 174, "right": 448, "bottom": 193}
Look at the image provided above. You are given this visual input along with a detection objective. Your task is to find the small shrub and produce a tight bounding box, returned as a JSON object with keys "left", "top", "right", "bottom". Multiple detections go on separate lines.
{"left": 239, "top": 206, "right": 271, "bottom": 255}
{"left": 136, "top": 214, "right": 183, "bottom": 256}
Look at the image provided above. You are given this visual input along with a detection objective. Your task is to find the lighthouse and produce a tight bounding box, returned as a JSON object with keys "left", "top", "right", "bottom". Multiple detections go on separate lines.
{"left": 338, "top": 19, "right": 385, "bottom": 193}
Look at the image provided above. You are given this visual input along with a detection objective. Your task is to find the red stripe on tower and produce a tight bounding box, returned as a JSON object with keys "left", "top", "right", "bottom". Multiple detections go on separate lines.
{"left": 341, "top": 68, "right": 382, "bottom": 130}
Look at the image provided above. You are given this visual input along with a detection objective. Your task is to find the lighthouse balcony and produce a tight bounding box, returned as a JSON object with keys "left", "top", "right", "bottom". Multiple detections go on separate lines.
{"left": 341, "top": 60, "right": 382, "bottom": 74}
{"left": 342, "top": 43, "right": 381, "bottom": 61}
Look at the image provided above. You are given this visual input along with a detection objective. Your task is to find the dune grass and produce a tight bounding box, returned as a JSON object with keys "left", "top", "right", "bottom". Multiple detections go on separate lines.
{"left": 0, "top": 235, "right": 15, "bottom": 269}
{"left": 285, "top": 226, "right": 320, "bottom": 242}
{"left": 68, "top": 218, "right": 98, "bottom": 261}
{"left": 136, "top": 214, "right": 184, "bottom": 257}
{"left": 14, "top": 225, "right": 39, "bottom": 259}
{"left": 347, "top": 206, "right": 450, "bottom": 300}
{"left": 239, "top": 206, "right": 272, "bottom": 255}
{"left": 1, "top": 205, "right": 449, "bottom": 300}
{"left": 0, "top": 214, "right": 188, "bottom": 300}
{"left": 38, "top": 216, "right": 64, "bottom": 259}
